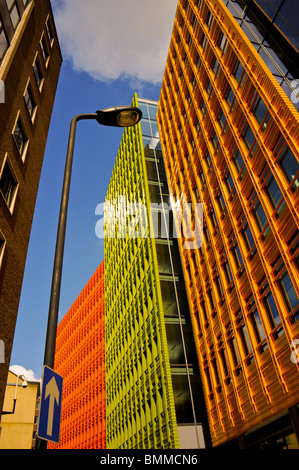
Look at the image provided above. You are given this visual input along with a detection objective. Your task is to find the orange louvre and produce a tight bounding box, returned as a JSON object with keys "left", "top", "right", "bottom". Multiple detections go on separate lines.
{"left": 157, "top": 0, "right": 299, "bottom": 447}
{"left": 48, "top": 261, "right": 105, "bottom": 449}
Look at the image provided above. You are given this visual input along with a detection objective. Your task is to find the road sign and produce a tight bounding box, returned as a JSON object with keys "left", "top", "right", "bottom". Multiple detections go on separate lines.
{"left": 37, "top": 365, "right": 63, "bottom": 444}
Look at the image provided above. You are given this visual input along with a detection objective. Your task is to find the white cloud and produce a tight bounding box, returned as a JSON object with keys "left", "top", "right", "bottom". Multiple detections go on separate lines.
{"left": 10, "top": 365, "right": 41, "bottom": 382}
{"left": 52, "top": 0, "right": 177, "bottom": 84}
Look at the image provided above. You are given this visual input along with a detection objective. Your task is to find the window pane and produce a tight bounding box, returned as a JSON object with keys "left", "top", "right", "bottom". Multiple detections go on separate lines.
{"left": 252, "top": 96, "right": 267, "bottom": 125}
{"left": 40, "top": 37, "right": 49, "bottom": 62}
{"left": 138, "top": 101, "right": 148, "bottom": 119}
{"left": 10, "top": 5, "right": 20, "bottom": 29}
{"left": 13, "top": 119, "right": 27, "bottom": 155}
{"left": 25, "top": 85, "right": 36, "bottom": 116}
{"left": 13, "top": 121, "right": 23, "bottom": 151}
{"left": 279, "top": 146, "right": 299, "bottom": 188}
{"left": 33, "top": 58, "right": 43, "bottom": 86}
{"left": 253, "top": 309, "right": 265, "bottom": 342}
{"left": 0, "top": 23, "right": 9, "bottom": 61}
{"left": 0, "top": 161, "right": 17, "bottom": 208}
{"left": 254, "top": 200, "right": 268, "bottom": 230}
{"left": 279, "top": 271, "right": 299, "bottom": 311}
{"left": 140, "top": 119, "right": 151, "bottom": 137}
{"left": 265, "top": 291, "right": 281, "bottom": 327}
{"left": 266, "top": 176, "right": 283, "bottom": 208}
{"left": 147, "top": 103, "right": 157, "bottom": 121}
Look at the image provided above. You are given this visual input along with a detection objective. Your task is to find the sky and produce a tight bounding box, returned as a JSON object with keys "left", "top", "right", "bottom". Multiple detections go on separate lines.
{"left": 10, "top": 0, "right": 178, "bottom": 381}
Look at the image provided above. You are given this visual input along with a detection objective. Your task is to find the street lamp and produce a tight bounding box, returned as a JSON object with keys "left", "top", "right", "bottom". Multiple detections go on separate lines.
{"left": 37, "top": 106, "right": 141, "bottom": 448}
{"left": 43, "top": 105, "right": 142, "bottom": 370}
{"left": 2, "top": 374, "right": 28, "bottom": 415}
{"left": 36, "top": 106, "right": 142, "bottom": 447}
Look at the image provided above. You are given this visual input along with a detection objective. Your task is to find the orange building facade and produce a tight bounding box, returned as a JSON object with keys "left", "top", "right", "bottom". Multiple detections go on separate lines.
{"left": 157, "top": 0, "right": 299, "bottom": 447}
{"left": 48, "top": 261, "right": 105, "bottom": 449}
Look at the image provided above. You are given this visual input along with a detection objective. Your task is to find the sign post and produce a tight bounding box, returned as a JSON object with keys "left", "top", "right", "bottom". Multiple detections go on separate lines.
{"left": 37, "top": 365, "right": 63, "bottom": 444}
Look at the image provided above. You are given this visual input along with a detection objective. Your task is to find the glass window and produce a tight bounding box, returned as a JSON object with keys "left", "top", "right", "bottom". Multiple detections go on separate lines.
{"left": 210, "top": 55, "right": 219, "bottom": 76}
{"left": 40, "top": 35, "right": 49, "bottom": 64}
{"left": 223, "top": 259, "right": 233, "bottom": 284}
{"left": 13, "top": 118, "right": 28, "bottom": 157}
{"left": 140, "top": 118, "right": 151, "bottom": 137}
{"left": 241, "top": 123, "right": 256, "bottom": 150}
{"left": 251, "top": 308, "right": 266, "bottom": 342}
{"left": 228, "top": 335, "right": 241, "bottom": 368}
{"left": 0, "top": 17, "right": 9, "bottom": 62}
{"left": 242, "top": 221, "right": 254, "bottom": 251}
{"left": 232, "top": 148, "right": 244, "bottom": 173}
{"left": 238, "top": 321, "right": 253, "bottom": 356}
{"left": 46, "top": 17, "right": 54, "bottom": 44}
{"left": 138, "top": 101, "right": 148, "bottom": 119}
{"left": 278, "top": 270, "right": 299, "bottom": 312}
{"left": 33, "top": 56, "right": 44, "bottom": 88}
{"left": 275, "top": 1, "right": 299, "bottom": 52}
{"left": 279, "top": 146, "right": 299, "bottom": 190}
{"left": 254, "top": 0, "right": 277, "bottom": 20}
{"left": 24, "top": 83, "right": 36, "bottom": 118}
{"left": 150, "top": 120, "right": 159, "bottom": 139}
{"left": 225, "top": 172, "right": 234, "bottom": 193}
{"left": 6, "top": 0, "right": 20, "bottom": 30}
{"left": 147, "top": 103, "right": 157, "bottom": 121}
{"left": 232, "top": 58, "right": 245, "bottom": 86}
{"left": 258, "top": 47, "right": 287, "bottom": 76}
{"left": 0, "top": 159, "right": 18, "bottom": 210}
{"left": 224, "top": 85, "right": 235, "bottom": 110}
{"left": 232, "top": 242, "right": 243, "bottom": 269}
{"left": 217, "top": 109, "right": 226, "bottom": 128}
{"left": 253, "top": 199, "right": 268, "bottom": 231}
{"left": 264, "top": 290, "right": 281, "bottom": 327}
{"left": 251, "top": 96, "right": 268, "bottom": 125}
{"left": 264, "top": 174, "right": 283, "bottom": 209}
{"left": 217, "top": 31, "right": 227, "bottom": 53}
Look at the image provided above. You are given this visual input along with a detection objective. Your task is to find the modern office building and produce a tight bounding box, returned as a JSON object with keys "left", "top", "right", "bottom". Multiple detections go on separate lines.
{"left": 0, "top": 0, "right": 62, "bottom": 415}
{"left": 49, "top": 261, "right": 105, "bottom": 449}
{"left": 157, "top": 0, "right": 299, "bottom": 448}
{"left": 222, "top": 0, "right": 299, "bottom": 109}
{"left": 104, "top": 95, "right": 210, "bottom": 449}
{"left": 0, "top": 369, "right": 40, "bottom": 449}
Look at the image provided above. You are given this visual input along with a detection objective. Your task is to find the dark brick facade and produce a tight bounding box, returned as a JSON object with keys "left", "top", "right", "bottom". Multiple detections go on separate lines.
{"left": 0, "top": 0, "right": 62, "bottom": 415}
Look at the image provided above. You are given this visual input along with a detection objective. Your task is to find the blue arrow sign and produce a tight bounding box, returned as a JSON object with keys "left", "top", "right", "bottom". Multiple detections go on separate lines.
{"left": 37, "top": 365, "right": 63, "bottom": 444}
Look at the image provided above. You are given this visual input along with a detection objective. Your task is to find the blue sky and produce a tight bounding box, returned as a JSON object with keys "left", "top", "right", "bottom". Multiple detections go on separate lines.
{"left": 10, "top": 0, "right": 177, "bottom": 381}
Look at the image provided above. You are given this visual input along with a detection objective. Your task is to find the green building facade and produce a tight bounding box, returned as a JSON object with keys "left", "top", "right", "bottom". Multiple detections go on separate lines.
{"left": 104, "top": 95, "right": 209, "bottom": 449}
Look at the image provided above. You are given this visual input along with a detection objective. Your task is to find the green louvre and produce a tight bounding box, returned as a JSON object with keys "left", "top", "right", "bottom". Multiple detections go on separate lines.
{"left": 104, "top": 94, "right": 179, "bottom": 449}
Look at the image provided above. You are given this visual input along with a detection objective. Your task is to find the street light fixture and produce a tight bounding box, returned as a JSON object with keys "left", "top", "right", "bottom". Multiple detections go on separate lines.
{"left": 96, "top": 105, "right": 142, "bottom": 127}
{"left": 43, "top": 105, "right": 142, "bottom": 370}
{"left": 2, "top": 374, "right": 28, "bottom": 415}
{"left": 38, "top": 105, "right": 142, "bottom": 448}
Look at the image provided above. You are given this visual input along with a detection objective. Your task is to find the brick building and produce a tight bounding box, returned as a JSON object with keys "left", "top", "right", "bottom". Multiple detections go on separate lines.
{"left": 0, "top": 0, "right": 62, "bottom": 414}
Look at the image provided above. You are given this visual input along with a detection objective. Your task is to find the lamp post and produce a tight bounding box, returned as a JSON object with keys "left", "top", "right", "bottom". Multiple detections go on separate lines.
{"left": 2, "top": 374, "right": 27, "bottom": 415}
{"left": 37, "top": 106, "right": 142, "bottom": 448}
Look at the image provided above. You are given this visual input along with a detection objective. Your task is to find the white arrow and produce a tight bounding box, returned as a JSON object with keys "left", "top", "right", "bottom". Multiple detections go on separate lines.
{"left": 45, "top": 376, "right": 60, "bottom": 436}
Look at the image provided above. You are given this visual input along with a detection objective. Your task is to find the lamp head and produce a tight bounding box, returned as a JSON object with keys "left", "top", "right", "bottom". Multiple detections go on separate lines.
{"left": 96, "top": 106, "right": 142, "bottom": 128}
{"left": 19, "top": 374, "right": 28, "bottom": 388}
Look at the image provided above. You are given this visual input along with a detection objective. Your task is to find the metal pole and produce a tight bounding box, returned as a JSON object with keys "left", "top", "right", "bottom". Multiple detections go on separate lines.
{"left": 37, "top": 113, "right": 98, "bottom": 449}
{"left": 43, "top": 113, "right": 98, "bottom": 369}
